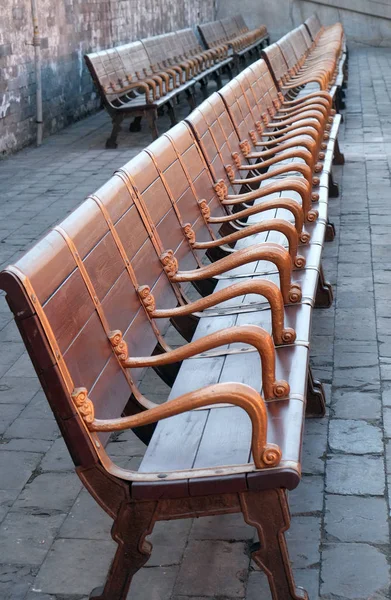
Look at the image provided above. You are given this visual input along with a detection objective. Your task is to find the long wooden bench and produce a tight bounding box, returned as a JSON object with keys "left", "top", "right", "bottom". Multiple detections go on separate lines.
{"left": 0, "top": 26, "right": 344, "bottom": 600}
{"left": 198, "top": 14, "right": 269, "bottom": 74}
{"left": 85, "top": 30, "right": 233, "bottom": 147}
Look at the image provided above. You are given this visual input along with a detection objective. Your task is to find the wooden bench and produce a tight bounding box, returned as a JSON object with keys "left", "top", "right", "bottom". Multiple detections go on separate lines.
{"left": 0, "top": 34, "right": 343, "bottom": 600}
{"left": 85, "top": 31, "right": 233, "bottom": 147}
{"left": 198, "top": 14, "right": 269, "bottom": 74}
{"left": 262, "top": 20, "right": 347, "bottom": 118}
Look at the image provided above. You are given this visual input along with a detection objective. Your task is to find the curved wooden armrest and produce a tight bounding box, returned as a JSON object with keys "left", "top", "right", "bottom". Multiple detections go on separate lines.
{"left": 281, "top": 75, "right": 326, "bottom": 91}
{"left": 282, "top": 90, "right": 332, "bottom": 106}
{"left": 233, "top": 161, "right": 314, "bottom": 191}
{"left": 267, "top": 111, "right": 323, "bottom": 133}
{"left": 88, "top": 382, "right": 282, "bottom": 469}
{"left": 169, "top": 242, "right": 301, "bottom": 304}
{"left": 256, "top": 127, "right": 320, "bottom": 148}
{"left": 260, "top": 120, "right": 321, "bottom": 142}
{"left": 238, "top": 147, "right": 316, "bottom": 176}
{"left": 213, "top": 197, "right": 307, "bottom": 242}
{"left": 279, "top": 97, "right": 331, "bottom": 113}
{"left": 193, "top": 218, "right": 304, "bottom": 268}
{"left": 147, "top": 279, "right": 296, "bottom": 346}
{"left": 248, "top": 135, "right": 318, "bottom": 162}
{"left": 224, "top": 177, "right": 316, "bottom": 223}
{"left": 120, "top": 324, "right": 289, "bottom": 400}
{"left": 273, "top": 103, "right": 329, "bottom": 121}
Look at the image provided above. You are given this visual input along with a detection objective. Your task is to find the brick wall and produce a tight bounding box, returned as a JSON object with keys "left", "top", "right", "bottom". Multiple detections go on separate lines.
{"left": 0, "top": 0, "right": 215, "bottom": 155}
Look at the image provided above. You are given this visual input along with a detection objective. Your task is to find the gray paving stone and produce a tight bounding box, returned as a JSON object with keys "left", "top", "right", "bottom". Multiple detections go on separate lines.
{"left": 325, "top": 495, "right": 389, "bottom": 543}
{"left": 0, "top": 450, "right": 42, "bottom": 491}
{"left": 59, "top": 490, "right": 112, "bottom": 540}
{"left": 329, "top": 419, "right": 383, "bottom": 454}
{"left": 5, "top": 417, "right": 59, "bottom": 441}
{"left": 321, "top": 543, "right": 389, "bottom": 599}
{"left": 40, "top": 437, "right": 74, "bottom": 472}
{"left": 245, "top": 568, "right": 319, "bottom": 600}
{"left": 332, "top": 389, "right": 381, "bottom": 419}
{"left": 301, "top": 433, "right": 327, "bottom": 475}
{"left": 0, "top": 509, "right": 66, "bottom": 566}
{"left": 0, "top": 376, "right": 41, "bottom": 404}
{"left": 191, "top": 513, "right": 254, "bottom": 541}
{"left": 130, "top": 566, "right": 179, "bottom": 600}
{"left": 174, "top": 540, "right": 248, "bottom": 597}
{"left": 0, "top": 564, "right": 36, "bottom": 600}
{"left": 326, "top": 455, "right": 385, "bottom": 495}
{"left": 32, "top": 538, "right": 115, "bottom": 595}
{"left": 288, "top": 476, "right": 324, "bottom": 515}
{"left": 14, "top": 472, "right": 82, "bottom": 512}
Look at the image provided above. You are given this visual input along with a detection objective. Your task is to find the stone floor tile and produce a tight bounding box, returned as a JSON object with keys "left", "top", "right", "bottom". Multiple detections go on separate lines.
{"left": 0, "top": 564, "right": 36, "bottom": 600}
{"left": 0, "top": 509, "right": 66, "bottom": 566}
{"left": 332, "top": 390, "right": 381, "bottom": 419}
{"left": 0, "top": 450, "right": 42, "bottom": 491}
{"left": 32, "top": 538, "right": 115, "bottom": 595}
{"left": 190, "top": 513, "right": 255, "bottom": 541}
{"left": 14, "top": 472, "right": 82, "bottom": 512}
{"left": 0, "top": 376, "right": 41, "bottom": 404}
{"left": 321, "top": 543, "right": 389, "bottom": 599}
{"left": 325, "top": 495, "right": 389, "bottom": 543}
{"left": 39, "top": 437, "right": 74, "bottom": 472}
{"left": 59, "top": 490, "right": 112, "bottom": 541}
{"left": 174, "top": 540, "right": 248, "bottom": 597}
{"left": 4, "top": 417, "right": 59, "bottom": 441}
{"left": 129, "top": 566, "right": 179, "bottom": 600}
{"left": 326, "top": 455, "right": 385, "bottom": 495}
{"left": 328, "top": 419, "right": 383, "bottom": 454}
{"left": 288, "top": 476, "right": 324, "bottom": 515}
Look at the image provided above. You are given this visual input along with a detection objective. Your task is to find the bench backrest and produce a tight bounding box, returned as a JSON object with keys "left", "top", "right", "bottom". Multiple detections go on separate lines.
{"left": 198, "top": 21, "right": 228, "bottom": 48}
{"left": 298, "top": 24, "right": 313, "bottom": 51}
{"left": 120, "top": 123, "right": 228, "bottom": 254}
{"left": 234, "top": 14, "right": 249, "bottom": 34}
{"left": 116, "top": 41, "right": 154, "bottom": 80}
{"left": 176, "top": 28, "right": 203, "bottom": 57}
{"left": 220, "top": 16, "right": 240, "bottom": 41}
{"left": 219, "top": 61, "right": 278, "bottom": 144}
{"left": 305, "top": 14, "right": 322, "bottom": 41}
{"left": 141, "top": 36, "right": 167, "bottom": 69}
{"left": 277, "top": 33, "right": 299, "bottom": 71}
{"left": 0, "top": 174, "right": 185, "bottom": 467}
{"left": 85, "top": 51, "right": 128, "bottom": 105}
{"left": 262, "top": 43, "right": 289, "bottom": 88}
{"left": 185, "top": 92, "right": 251, "bottom": 186}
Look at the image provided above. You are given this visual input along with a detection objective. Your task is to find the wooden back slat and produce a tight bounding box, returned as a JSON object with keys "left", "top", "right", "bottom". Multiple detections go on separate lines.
{"left": 262, "top": 43, "right": 289, "bottom": 87}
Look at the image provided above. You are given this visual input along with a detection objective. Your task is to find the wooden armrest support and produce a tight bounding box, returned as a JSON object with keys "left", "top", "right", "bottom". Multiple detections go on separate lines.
{"left": 238, "top": 148, "right": 316, "bottom": 176}
{"left": 169, "top": 242, "right": 301, "bottom": 304}
{"left": 193, "top": 219, "right": 305, "bottom": 267}
{"left": 147, "top": 279, "right": 296, "bottom": 346}
{"left": 214, "top": 197, "right": 308, "bottom": 242}
{"left": 233, "top": 162, "right": 314, "bottom": 191}
{"left": 248, "top": 136, "right": 318, "bottom": 162}
{"left": 89, "top": 382, "right": 282, "bottom": 469}
{"left": 120, "top": 324, "right": 289, "bottom": 400}
{"left": 225, "top": 177, "right": 317, "bottom": 223}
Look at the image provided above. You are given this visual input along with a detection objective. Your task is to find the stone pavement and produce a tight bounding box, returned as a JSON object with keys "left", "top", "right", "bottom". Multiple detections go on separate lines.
{"left": 0, "top": 45, "right": 391, "bottom": 599}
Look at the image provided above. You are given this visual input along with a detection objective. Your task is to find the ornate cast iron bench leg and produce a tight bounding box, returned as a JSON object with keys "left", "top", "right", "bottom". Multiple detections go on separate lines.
{"left": 328, "top": 171, "right": 339, "bottom": 198}
{"left": 106, "top": 114, "right": 124, "bottom": 149}
{"left": 129, "top": 116, "right": 142, "bottom": 133}
{"left": 90, "top": 501, "right": 157, "bottom": 600}
{"left": 241, "top": 489, "right": 309, "bottom": 600}
{"left": 146, "top": 110, "right": 159, "bottom": 140}
{"left": 333, "top": 139, "right": 345, "bottom": 165}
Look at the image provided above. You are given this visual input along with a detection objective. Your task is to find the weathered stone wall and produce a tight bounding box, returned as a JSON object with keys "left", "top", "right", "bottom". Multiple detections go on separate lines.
{"left": 216, "top": 0, "right": 391, "bottom": 45}
{"left": 0, "top": 0, "right": 215, "bottom": 155}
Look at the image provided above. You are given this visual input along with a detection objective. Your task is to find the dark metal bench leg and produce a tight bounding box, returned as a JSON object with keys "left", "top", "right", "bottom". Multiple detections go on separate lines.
{"left": 325, "top": 219, "right": 336, "bottom": 242}
{"left": 200, "top": 78, "right": 209, "bottom": 99}
{"left": 315, "top": 263, "right": 334, "bottom": 308}
{"left": 328, "top": 171, "right": 339, "bottom": 198}
{"left": 166, "top": 101, "right": 178, "bottom": 127}
{"left": 146, "top": 110, "right": 159, "bottom": 140}
{"left": 214, "top": 70, "right": 223, "bottom": 89}
{"left": 241, "top": 489, "right": 308, "bottom": 600}
{"left": 185, "top": 88, "right": 196, "bottom": 111}
{"left": 106, "top": 115, "right": 124, "bottom": 149}
{"left": 333, "top": 139, "right": 345, "bottom": 165}
{"left": 306, "top": 366, "right": 326, "bottom": 417}
{"left": 129, "top": 116, "right": 142, "bottom": 133}
{"left": 89, "top": 502, "right": 156, "bottom": 600}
